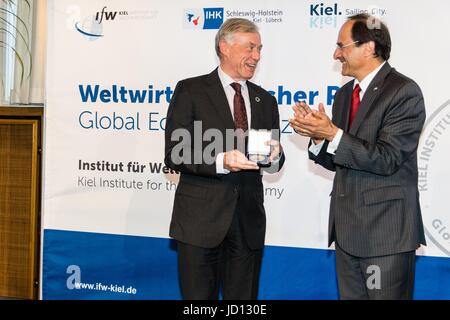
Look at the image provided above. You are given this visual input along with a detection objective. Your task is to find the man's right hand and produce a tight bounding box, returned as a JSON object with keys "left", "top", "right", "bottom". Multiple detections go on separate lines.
{"left": 223, "top": 150, "right": 259, "bottom": 172}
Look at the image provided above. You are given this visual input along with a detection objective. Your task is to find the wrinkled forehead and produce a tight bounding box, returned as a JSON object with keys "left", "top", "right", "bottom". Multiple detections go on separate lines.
{"left": 230, "top": 31, "right": 261, "bottom": 44}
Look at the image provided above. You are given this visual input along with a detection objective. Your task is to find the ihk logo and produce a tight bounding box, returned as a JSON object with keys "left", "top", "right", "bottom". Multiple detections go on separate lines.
{"left": 309, "top": 3, "right": 341, "bottom": 29}
{"left": 184, "top": 8, "right": 223, "bottom": 30}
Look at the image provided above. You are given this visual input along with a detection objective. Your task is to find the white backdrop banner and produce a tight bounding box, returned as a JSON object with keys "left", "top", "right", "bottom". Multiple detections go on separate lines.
{"left": 43, "top": 0, "right": 450, "bottom": 299}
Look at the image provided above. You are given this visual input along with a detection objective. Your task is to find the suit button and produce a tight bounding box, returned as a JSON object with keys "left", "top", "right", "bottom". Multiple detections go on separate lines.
{"left": 339, "top": 194, "right": 345, "bottom": 197}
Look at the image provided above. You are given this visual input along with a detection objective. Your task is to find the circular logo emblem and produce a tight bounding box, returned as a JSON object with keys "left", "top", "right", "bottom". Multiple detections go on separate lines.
{"left": 75, "top": 17, "right": 104, "bottom": 40}
{"left": 418, "top": 100, "right": 450, "bottom": 256}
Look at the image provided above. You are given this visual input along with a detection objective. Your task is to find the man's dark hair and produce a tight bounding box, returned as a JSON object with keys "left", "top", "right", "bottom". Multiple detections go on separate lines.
{"left": 348, "top": 14, "right": 391, "bottom": 61}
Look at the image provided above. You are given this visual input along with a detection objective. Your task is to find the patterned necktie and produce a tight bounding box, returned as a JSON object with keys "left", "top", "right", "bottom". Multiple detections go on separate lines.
{"left": 349, "top": 84, "right": 361, "bottom": 129}
{"left": 230, "top": 82, "right": 248, "bottom": 132}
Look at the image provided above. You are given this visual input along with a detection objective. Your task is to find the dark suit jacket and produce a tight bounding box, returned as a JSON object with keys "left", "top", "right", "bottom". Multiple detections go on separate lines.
{"left": 165, "top": 68, "right": 285, "bottom": 249}
{"left": 310, "top": 63, "right": 426, "bottom": 257}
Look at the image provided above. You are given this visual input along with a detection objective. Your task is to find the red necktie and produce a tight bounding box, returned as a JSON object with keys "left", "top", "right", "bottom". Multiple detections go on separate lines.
{"left": 230, "top": 82, "right": 248, "bottom": 132}
{"left": 348, "top": 84, "right": 361, "bottom": 129}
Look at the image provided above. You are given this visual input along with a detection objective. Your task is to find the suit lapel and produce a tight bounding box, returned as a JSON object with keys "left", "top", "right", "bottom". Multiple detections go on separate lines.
{"left": 205, "top": 68, "right": 235, "bottom": 129}
{"left": 349, "top": 63, "right": 392, "bottom": 134}
{"left": 247, "top": 82, "right": 262, "bottom": 129}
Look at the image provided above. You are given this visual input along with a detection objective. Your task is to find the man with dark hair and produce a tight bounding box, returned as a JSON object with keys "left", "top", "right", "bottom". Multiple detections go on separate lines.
{"left": 349, "top": 14, "right": 391, "bottom": 61}
{"left": 290, "top": 14, "right": 426, "bottom": 299}
{"left": 165, "top": 18, "right": 284, "bottom": 300}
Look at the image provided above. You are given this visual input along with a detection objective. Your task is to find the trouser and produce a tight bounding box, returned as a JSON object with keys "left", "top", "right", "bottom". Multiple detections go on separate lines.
{"left": 335, "top": 242, "right": 416, "bottom": 300}
{"left": 177, "top": 210, "right": 263, "bottom": 300}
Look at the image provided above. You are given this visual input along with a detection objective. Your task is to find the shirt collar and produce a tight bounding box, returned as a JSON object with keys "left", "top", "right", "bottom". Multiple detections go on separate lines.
{"left": 218, "top": 66, "right": 247, "bottom": 90}
{"left": 354, "top": 61, "right": 386, "bottom": 93}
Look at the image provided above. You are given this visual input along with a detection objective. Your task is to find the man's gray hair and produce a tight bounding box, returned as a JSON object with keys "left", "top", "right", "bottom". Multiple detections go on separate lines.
{"left": 215, "top": 18, "right": 259, "bottom": 58}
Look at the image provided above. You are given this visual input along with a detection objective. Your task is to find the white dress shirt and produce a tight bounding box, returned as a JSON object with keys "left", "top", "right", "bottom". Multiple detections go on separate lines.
{"left": 216, "top": 66, "right": 251, "bottom": 174}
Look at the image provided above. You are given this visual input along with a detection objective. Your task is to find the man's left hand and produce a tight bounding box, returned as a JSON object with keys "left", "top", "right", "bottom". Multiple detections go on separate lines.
{"left": 265, "top": 139, "right": 283, "bottom": 162}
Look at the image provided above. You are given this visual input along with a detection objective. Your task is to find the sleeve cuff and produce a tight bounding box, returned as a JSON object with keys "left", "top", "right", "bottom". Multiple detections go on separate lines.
{"left": 326, "top": 129, "right": 343, "bottom": 155}
{"left": 216, "top": 152, "right": 230, "bottom": 174}
{"left": 309, "top": 139, "right": 325, "bottom": 156}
